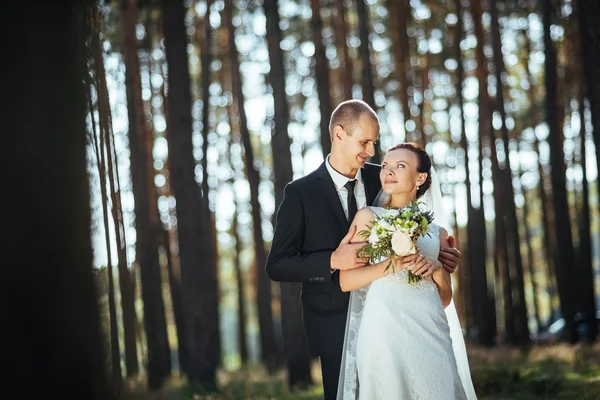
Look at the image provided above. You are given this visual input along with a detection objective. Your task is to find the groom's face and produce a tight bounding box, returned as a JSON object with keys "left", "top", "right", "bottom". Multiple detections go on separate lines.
{"left": 341, "top": 114, "right": 379, "bottom": 169}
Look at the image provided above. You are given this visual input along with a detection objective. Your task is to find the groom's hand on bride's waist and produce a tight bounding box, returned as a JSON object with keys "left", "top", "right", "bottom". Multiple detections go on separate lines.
{"left": 330, "top": 225, "right": 369, "bottom": 272}
{"left": 439, "top": 236, "right": 460, "bottom": 273}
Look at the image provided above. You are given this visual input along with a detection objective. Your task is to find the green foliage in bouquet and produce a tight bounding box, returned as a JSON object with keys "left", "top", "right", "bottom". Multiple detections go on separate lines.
{"left": 356, "top": 202, "right": 434, "bottom": 282}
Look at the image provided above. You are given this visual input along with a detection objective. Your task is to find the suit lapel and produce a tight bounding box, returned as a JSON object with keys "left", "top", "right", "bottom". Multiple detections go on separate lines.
{"left": 315, "top": 162, "right": 349, "bottom": 230}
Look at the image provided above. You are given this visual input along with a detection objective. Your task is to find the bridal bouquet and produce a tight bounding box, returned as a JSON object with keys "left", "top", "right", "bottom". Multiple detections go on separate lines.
{"left": 356, "top": 202, "right": 434, "bottom": 284}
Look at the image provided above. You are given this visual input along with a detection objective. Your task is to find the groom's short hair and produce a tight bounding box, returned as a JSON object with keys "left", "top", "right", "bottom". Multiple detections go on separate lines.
{"left": 329, "top": 99, "right": 378, "bottom": 141}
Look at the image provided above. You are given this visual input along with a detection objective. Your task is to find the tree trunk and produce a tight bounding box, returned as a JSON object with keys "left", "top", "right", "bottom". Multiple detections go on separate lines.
{"left": 120, "top": 0, "right": 172, "bottom": 388}
{"left": 355, "top": 0, "right": 380, "bottom": 162}
{"left": 161, "top": 0, "right": 219, "bottom": 389}
{"left": 388, "top": 0, "right": 412, "bottom": 141}
{"left": 232, "top": 212, "right": 249, "bottom": 364}
{"left": 333, "top": 0, "right": 353, "bottom": 100}
{"left": 577, "top": 0, "right": 600, "bottom": 185}
{"left": 489, "top": 0, "right": 529, "bottom": 345}
{"left": 520, "top": 188, "right": 542, "bottom": 330}
{"left": 196, "top": 0, "right": 222, "bottom": 368}
{"left": 451, "top": 0, "right": 472, "bottom": 329}
{"left": 225, "top": 0, "right": 281, "bottom": 372}
{"left": 156, "top": 49, "right": 189, "bottom": 374}
{"left": 89, "top": 70, "right": 123, "bottom": 387}
{"left": 523, "top": 25, "right": 557, "bottom": 327}
{"left": 310, "top": 0, "right": 333, "bottom": 156}
{"left": 263, "top": 0, "right": 313, "bottom": 388}
{"left": 93, "top": 11, "right": 139, "bottom": 375}
{"left": 573, "top": 9, "right": 597, "bottom": 342}
{"left": 417, "top": 1, "right": 432, "bottom": 148}
{"left": 541, "top": 0, "right": 577, "bottom": 343}
{"left": 3, "top": 3, "right": 115, "bottom": 397}
{"left": 467, "top": 0, "right": 496, "bottom": 346}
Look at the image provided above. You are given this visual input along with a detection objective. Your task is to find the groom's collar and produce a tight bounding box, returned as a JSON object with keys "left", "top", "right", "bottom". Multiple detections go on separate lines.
{"left": 325, "top": 155, "right": 363, "bottom": 190}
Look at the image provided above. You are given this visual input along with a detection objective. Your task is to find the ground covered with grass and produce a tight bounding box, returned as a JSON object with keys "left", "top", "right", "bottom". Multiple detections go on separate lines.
{"left": 124, "top": 343, "right": 600, "bottom": 399}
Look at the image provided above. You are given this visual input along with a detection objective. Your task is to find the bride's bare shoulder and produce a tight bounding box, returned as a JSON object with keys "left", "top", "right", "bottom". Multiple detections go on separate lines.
{"left": 353, "top": 207, "right": 375, "bottom": 224}
{"left": 348, "top": 207, "right": 375, "bottom": 242}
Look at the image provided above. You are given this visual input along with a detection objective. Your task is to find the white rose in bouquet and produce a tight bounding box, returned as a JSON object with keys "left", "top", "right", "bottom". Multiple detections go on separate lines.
{"left": 391, "top": 231, "right": 416, "bottom": 256}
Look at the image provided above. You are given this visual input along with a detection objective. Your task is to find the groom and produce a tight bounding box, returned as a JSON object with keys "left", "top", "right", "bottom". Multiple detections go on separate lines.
{"left": 266, "top": 99, "right": 461, "bottom": 400}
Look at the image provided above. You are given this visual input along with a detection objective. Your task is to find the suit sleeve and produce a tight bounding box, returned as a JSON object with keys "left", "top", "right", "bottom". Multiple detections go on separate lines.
{"left": 265, "top": 182, "right": 333, "bottom": 283}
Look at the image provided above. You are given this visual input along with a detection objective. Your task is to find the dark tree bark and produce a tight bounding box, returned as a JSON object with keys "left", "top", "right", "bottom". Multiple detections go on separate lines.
{"left": 263, "top": 0, "right": 313, "bottom": 388}
{"left": 577, "top": 0, "right": 600, "bottom": 186}
{"left": 355, "top": 0, "right": 380, "bottom": 162}
{"left": 467, "top": 0, "right": 496, "bottom": 346}
{"left": 92, "top": 10, "right": 139, "bottom": 375}
{"left": 451, "top": 0, "right": 472, "bottom": 328}
{"left": 333, "top": 0, "right": 353, "bottom": 100}
{"left": 232, "top": 211, "right": 249, "bottom": 364}
{"left": 120, "top": 0, "right": 172, "bottom": 388}
{"left": 541, "top": 0, "right": 577, "bottom": 343}
{"left": 162, "top": 0, "right": 219, "bottom": 389}
{"left": 523, "top": 24, "right": 557, "bottom": 327}
{"left": 154, "top": 41, "right": 189, "bottom": 374}
{"left": 196, "top": 0, "right": 222, "bottom": 367}
{"left": 520, "top": 188, "right": 542, "bottom": 330}
{"left": 388, "top": 0, "right": 412, "bottom": 141}
{"left": 224, "top": 0, "right": 280, "bottom": 372}
{"left": 310, "top": 0, "right": 333, "bottom": 156}
{"left": 489, "top": 0, "right": 529, "bottom": 345}
{"left": 2, "top": 3, "right": 114, "bottom": 398}
{"left": 573, "top": 6, "right": 597, "bottom": 342}
{"left": 89, "top": 74, "right": 123, "bottom": 387}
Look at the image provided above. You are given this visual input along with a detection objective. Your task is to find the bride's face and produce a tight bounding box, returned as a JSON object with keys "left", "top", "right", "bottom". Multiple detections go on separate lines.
{"left": 380, "top": 148, "right": 427, "bottom": 195}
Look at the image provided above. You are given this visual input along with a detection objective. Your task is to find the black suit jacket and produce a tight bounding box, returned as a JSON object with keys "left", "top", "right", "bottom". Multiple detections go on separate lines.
{"left": 266, "top": 161, "right": 382, "bottom": 356}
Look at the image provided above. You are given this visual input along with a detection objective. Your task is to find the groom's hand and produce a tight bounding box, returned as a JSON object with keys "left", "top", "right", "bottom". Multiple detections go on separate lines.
{"left": 439, "top": 235, "right": 460, "bottom": 273}
{"left": 331, "top": 225, "right": 369, "bottom": 271}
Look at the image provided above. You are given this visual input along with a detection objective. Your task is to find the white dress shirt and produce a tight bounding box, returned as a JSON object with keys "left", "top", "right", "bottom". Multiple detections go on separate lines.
{"left": 325, "top": 155, "right": 367, "bottom": 220}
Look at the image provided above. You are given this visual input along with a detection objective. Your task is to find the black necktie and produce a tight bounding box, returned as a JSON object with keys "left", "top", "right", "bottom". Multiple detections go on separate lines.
{"left": 344, "top": 179, "right": 358, "bottom": 223}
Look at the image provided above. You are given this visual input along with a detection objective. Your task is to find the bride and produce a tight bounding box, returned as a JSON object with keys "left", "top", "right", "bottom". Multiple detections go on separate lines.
{"left": 336, "top": 143, "right": 477, "bottom": 399}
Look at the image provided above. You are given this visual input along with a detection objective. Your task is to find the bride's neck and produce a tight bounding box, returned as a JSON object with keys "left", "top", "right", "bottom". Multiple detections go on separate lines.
{"left": 388, "top": 193, "right": 417, "bottom": 209}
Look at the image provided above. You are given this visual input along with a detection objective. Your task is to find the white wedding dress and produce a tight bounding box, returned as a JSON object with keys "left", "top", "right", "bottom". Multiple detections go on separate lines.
{"left": 337, "top": 206, "right": 477, "bottom": 400}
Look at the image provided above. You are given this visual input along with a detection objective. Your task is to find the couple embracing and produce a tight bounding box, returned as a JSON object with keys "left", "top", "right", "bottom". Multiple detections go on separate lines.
{"left": 266, "top": 100, "right": 477, "bottom": 400}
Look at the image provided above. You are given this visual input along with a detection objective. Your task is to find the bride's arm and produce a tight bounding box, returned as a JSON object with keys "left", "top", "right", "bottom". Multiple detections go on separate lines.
{"left": 339, "top": 208, "right": 417, "bottom": 292}
{"left": 432, "top": 227, "right": 453, "bottom": 307}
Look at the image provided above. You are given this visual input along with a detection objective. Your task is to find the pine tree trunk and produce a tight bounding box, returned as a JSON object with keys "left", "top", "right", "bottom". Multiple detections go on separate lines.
{"left": 489, "top": 1, "right": 529, "bottom": 345}
{"left": 310, "top": 0, "right": 333, "bottom": 156}
{"left": 232, "top": 212, "right": 249, "bottom": 364}
{"left": 467, "top": 0, "right": 496, "bottom": 346}
{"left": 196, "top": 4, "right": 222, "bottom": 363}
{"left": 388, "top": 0, "right": 412, "bottom": 141}
{"left": 3, "top": 3, "right": 115, "bottom": 397}
{"left": 355, "top": 0, "right": 380, "bottom": 162}
{"left": 155, "top": 50, "right": 189, "bottom": 374}
{"left": 573, "top": 10, "right": 597, "bottom": 341}
{"left": 263, "top": 0, "right": 313, "bottom": 388}
{"left": 520, "top": 189, "right": 542, "bottom": 330}
{"left": 541, "top": 0, "right": 577, "bottom": 343}
{"left": 577, "top": 0, "right": 600, "bottom": 182}
{"left": 333, "top": 0, "right": 353, "bottom": 100}
{"left": 93, "top": 12, "right": 139, "bottom": 375}
{"left": 161, "top": 0, "right": 220, "bottom": 389}
{"left": 523, "top": 25, "right": 557, "bottom": 326}
{"left": 120, "top": 0, "right": 172, "bottom": 388}
{"left": 224, "top": 0, "right": 280, "bottom": 371}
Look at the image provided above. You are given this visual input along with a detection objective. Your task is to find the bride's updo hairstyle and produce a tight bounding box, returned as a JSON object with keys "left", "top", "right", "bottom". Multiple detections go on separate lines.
{"left": 385, "top": 142, "right": 432, "bottom": 199}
